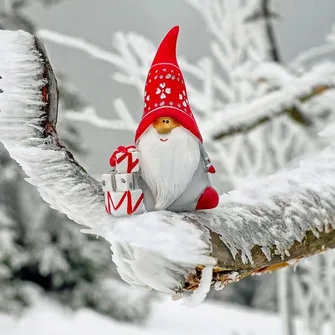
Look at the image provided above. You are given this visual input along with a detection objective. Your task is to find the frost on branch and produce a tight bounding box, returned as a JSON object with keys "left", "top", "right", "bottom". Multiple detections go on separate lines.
{"left": 2, "top": 30, "right": 335, "bottom": 304}
{"left": 204, "top": 62, "right": 335, "bottom": 139}
{"left": 0, "top": 30, "right": 216, "bottom": 304}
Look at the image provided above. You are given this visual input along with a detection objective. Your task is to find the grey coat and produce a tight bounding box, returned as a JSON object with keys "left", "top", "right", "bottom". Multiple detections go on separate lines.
{"left": 138, "top": 145, "right": 212, "bottom": 212}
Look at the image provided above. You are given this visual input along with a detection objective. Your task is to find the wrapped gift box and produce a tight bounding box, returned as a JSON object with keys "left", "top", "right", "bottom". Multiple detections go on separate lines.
{"left": 110, "top": 146, "right": 140, "bottom": 174}
{"left": 102, "top": 172, "right": 116, "bottom": 192}
{"left": 114, "top": 173, "right": 137, "bottom": 191}
{"left": 104, "top": 146, "right": 144, "bottom": 217}
{"left": 105, "top": 189, "right": 145, "bottom": 217}
{"left": 115, "top": 150, "right": 139, "bottom": 174}
{"left": 102, "top": 172, "right": 139, "bottom": 192}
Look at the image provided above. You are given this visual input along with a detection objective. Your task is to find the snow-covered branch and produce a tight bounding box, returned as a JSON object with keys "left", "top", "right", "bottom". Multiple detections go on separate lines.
{"left": 37, "top": 28, "right": 152, "bottom": 90}
{"left": 204, "top": 63, "right": 335, "bottom": 139}
{"left": 288, "top": 24, "right": 335, "bottom": 74}
{"left": 244, "top": 0, "right": 281, "bottom": 62}
{"left": 290, "top": 44, "right": 335, "bottom": 71}
{"left": 64, "top": 102, "right": 136, "bottom": 131}
{"left": 2, "top": 31, "right": 335, "bottom": 303}
{"left": 37, "top": 29, "right": 140, "bottom": 131}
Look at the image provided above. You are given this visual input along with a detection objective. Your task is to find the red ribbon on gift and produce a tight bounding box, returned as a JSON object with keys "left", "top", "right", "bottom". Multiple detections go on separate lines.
{"left": 109, "top": 145, "right": 138, "bottom": 173}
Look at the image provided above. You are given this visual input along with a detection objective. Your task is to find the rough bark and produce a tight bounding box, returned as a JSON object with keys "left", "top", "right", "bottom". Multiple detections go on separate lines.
{"left": 186, "top": 229, "right": 335, "bottom": 290}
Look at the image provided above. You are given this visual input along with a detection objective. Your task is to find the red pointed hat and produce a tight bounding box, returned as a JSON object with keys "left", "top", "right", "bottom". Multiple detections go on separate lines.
{"left": 134, "top": 26, "right": 203, "bottom": 143}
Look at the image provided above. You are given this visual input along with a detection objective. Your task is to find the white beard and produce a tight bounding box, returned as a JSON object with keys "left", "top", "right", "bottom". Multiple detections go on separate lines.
{"left": 137, "top": 126, "right": 200, "bottom": 210}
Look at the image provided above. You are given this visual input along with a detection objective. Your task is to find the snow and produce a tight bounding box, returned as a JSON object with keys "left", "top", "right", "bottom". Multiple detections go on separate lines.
{"left": 182, "top": 264, "right": 214, "bottom": 307}
{"left": 243, "top": 62, "right": 296, "bottom": 87}
{"left": 101, "top": 211, "right": 216, "bottom": 294}
{"left": 202, "top": 146, "right": 335, "bottom": 262}
{"left": 202, "top": 62, "right": 335, "bottom": 139}
{"left": 2, "top": 297, "right": 331, "bottom": 335}
{"left": 0, "top": 30, "right": 216, "bottom": 301}
{"left": 2, "top": 30, "right": 335, "bottom": 302}
{"left": 64, "top": 105, "right": 133, "bottom": 131}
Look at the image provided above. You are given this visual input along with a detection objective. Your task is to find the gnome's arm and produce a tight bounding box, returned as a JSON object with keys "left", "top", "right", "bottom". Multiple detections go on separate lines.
{"left": 200, "top": 144, "right": 216, "bottom": 174}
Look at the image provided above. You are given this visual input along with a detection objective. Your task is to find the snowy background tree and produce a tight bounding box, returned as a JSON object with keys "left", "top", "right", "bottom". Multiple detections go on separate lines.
{"left": 1, "top": 0, "right": 335, "bottom": 335}
{"left": 0, "top": 0, "right": 152, "bottom": 323}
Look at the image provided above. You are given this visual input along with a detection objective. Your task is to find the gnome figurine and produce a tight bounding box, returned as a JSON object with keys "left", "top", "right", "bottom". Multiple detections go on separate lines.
{"left": 104, "top": 26, "right": 219, "bottom": 216}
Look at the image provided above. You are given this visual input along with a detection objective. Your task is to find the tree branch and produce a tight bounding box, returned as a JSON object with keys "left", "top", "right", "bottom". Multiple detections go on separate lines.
{"left": 1, "top": 31, "right": 335, "bottom": 301}
{"left": 245, "top": 0, "right": 281, "bottom": 62}
{"left": 262, "top": 0, "right": 281, "bottom": 62}
{"left": 187, "top": 229, "right": 335, "bottom": 290}
{"left": 205, "top": 63, "right": 335, "bottom": 140}
{"left": 212, "top": 85, "right": 331, "bottom": 140}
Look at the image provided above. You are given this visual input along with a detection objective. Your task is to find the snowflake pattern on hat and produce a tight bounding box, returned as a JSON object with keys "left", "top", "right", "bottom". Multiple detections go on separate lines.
{"left": 143, "top": 64, "right": 193, "bottom": 119}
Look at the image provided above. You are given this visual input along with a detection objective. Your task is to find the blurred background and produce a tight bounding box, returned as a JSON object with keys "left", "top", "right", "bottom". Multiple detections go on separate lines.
{"left": 1, "top": 1, "right": 335, "bottom": 334}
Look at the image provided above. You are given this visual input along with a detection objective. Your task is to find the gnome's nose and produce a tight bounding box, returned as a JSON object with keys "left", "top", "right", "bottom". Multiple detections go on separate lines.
{"left": 153, "top": 117, "right": 180, "bottom": 134}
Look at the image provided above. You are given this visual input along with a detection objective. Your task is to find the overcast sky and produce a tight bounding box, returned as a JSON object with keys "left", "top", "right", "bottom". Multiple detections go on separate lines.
{"left": 28, "top": 0, "right": 335, "bottom": 176}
